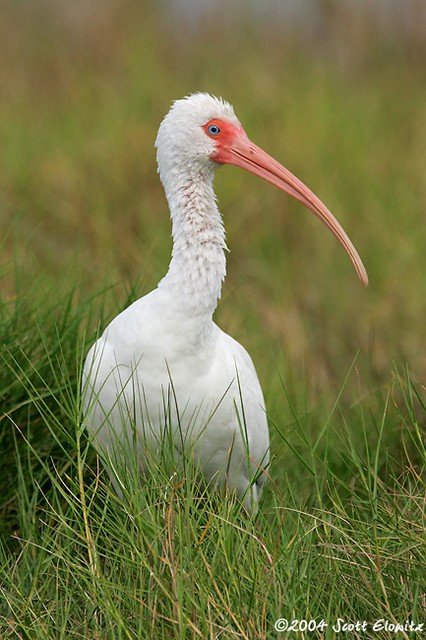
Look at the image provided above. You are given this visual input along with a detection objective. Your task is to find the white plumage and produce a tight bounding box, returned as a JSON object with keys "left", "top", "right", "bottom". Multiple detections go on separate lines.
{"left": 83, "top": 93, "right": 367, "bottom": 512}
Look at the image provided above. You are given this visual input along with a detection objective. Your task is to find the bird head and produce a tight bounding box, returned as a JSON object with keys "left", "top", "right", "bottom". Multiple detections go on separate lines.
{"left": 155, "top": 93, "right": 368, "bottom": 286}
{"left": 155, "top": 93, "right": 241, "bottom": 175}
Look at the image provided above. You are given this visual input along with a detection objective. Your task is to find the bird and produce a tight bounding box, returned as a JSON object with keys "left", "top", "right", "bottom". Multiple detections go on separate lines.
{"left": 82, "top": 92, "right": 368, "bottom": 513}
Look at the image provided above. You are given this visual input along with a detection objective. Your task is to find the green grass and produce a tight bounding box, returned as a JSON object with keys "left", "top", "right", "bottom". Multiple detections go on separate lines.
{"left": 1, "top": 3, "right": 426, "bottom": 638}
{"left": 1, "top": 281, "right": 424, "bottom": 638}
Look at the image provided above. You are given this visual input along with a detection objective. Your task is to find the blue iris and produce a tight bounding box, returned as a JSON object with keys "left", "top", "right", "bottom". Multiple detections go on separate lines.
{"left": 208, "top": 124, "right": 220, "bottom": 135}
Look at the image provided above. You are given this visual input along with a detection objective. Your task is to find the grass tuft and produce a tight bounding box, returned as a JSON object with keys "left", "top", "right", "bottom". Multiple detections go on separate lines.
{"left": 1, "top": 267, "right": 425, "bottom": 638}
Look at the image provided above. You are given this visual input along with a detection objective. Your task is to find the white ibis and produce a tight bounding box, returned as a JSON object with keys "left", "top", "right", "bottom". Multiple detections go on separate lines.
{"left": 83, "top": 93, "right": 368, "bottom": 513}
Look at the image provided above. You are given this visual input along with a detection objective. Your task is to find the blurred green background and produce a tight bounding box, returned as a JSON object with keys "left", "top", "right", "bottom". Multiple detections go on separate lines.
{"left": 1, "top": 0, "right": 425, "bottom": 407}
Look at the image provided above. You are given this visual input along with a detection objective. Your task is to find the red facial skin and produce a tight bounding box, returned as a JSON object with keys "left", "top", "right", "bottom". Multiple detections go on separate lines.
{"left": 203, "top": 119, "right": 246, "bottom": 164}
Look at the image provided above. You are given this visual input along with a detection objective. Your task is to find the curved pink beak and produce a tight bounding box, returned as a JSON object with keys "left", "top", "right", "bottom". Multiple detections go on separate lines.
{"left": 216, "top": 130, "right": 368, "bottom": 286}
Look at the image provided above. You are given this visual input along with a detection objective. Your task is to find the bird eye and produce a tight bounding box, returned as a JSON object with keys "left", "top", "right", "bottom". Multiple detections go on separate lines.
{"left": 208, "top": 124, "right": 221, "bottom": 136}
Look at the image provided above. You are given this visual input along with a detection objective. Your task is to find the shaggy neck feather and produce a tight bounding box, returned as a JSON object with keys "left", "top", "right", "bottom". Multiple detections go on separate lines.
{"left": 158, "top": 163, "right": 227, "bottom": 317}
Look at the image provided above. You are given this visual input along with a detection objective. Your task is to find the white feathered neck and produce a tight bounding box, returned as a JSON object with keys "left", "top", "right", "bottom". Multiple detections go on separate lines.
{"left": 155, "top": 94, "right": 240, "bottom": 315}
